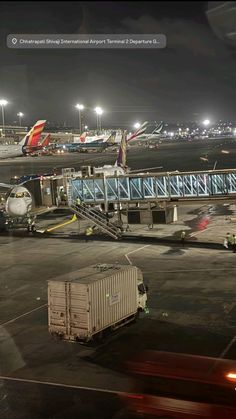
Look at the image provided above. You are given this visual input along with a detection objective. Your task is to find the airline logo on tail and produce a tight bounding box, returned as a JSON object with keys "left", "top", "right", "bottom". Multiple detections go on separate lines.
{"left": 127, "top": 121, "right": 148, "bottom": 142}
{"left": 19, "top": 120, "right": 46, "bottom": 147}
{"left": 153, "top": 122, "right": 164, "bottom": 134}
{"left": 116, "top": 130, "right": 127, "bottom": 168}
{"left": 80, "top": 132, "right": 87, "bottom": 143}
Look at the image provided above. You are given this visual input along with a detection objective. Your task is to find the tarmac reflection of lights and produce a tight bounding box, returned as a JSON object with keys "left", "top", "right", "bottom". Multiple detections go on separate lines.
{"left": 197, "top": 216, "right": 210, "bottom": 231}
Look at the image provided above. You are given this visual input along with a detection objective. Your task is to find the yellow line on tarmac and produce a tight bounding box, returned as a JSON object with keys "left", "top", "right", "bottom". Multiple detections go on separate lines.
{"left": 46, "top": 214, "right": 77, "bottom": 232}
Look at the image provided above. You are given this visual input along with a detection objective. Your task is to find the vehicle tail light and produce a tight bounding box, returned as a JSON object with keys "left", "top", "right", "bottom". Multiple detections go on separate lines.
{"left": 225, "top": 372, "right": 236, "bottom": 382}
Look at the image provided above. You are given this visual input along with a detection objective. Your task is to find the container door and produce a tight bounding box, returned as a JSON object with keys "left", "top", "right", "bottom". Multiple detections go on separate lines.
{"left": 69, "top": 284, "right": 89, "bottom": 338}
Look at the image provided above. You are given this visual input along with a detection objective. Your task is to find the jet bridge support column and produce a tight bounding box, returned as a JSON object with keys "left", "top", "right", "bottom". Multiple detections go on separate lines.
{"left": 103, "top": 174, "right": 109, "bottom": 214}
{"left": 62, "top": 168, "right": 75, "bottom": 206}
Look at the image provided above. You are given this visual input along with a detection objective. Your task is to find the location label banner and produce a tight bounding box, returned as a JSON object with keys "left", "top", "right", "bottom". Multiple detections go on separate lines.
{"left": 7, "top": 34, "right": 166, "bottom": 49}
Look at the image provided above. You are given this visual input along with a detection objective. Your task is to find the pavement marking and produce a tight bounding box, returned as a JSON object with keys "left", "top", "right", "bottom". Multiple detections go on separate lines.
{"left": 0, "top": 376, "right": 122, "bottom": 395}
{"left": 0, "top": 304, "right": 47, "bottom": 327}
{"left": 46, "top": 214, "right": 77, "bottom": 232}
{"left": 219, "top": 335, "right": 236, "bottom": 359}
{"left": 125, "top": 245, "right": 150, "bottom": 265}
{"left": 189, "top": 226, "right": 216, "bottom": 237}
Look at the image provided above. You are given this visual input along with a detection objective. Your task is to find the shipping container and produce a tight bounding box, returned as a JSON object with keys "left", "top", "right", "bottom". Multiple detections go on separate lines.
{"left": 48, "top": 264, "right": 147, "bottom": 343}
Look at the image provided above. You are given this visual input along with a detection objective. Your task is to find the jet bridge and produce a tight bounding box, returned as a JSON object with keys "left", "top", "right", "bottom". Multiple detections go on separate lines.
{"left": 24, "top": 168, "right": 236, "bottom": 240}
{"left": 68, "top": 169, "right": 236, "bottom": 206}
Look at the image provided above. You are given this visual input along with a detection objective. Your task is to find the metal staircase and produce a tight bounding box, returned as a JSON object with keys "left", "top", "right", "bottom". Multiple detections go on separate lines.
{"left": 69, "top": 203, "right": 122, "bottom": 240}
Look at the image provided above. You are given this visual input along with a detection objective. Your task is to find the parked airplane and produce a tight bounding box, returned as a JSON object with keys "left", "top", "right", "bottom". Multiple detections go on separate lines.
{"left": 79, "top": 131, "right": 116, "bottom": 144}
{"left": 0, "top": 120, "right": 46, "bottom": 159}
{"left": 129, "top": 122, "right": 164, "bottom": 142}
{"left": 77, "top": 132, "right": 116, "bottom": 151}
{"left": 127, "top": 121, "right": 149, "bottom": 142}
{"left": 24, "top": 133, "right": 51, "bottom": 155}
{"left": 5, "top": 185, "right": 33, "bottom": 217}
{"left": 91, "top": 125, "right": 162, "bottom": 177}
{"left": 54, "top": 132, "right": 116, "bottom": 153}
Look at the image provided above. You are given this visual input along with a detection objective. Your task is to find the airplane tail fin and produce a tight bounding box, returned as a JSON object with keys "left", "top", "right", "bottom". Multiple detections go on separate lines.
{"left": 40, "top": 133, "right": 51, "bottom": 147}
{"left": 127, "top": 121, "right": 148, "bottom": 142}
{"left": 115, "top": 130, "right": 127, "bottom": 168}
{"left": 19, "top": 120, "right": 46, "bottom": 147}
{"left": 80, "top": 132, "right": 87, "bottom": 143}
{"left": 106, "top": 131, "right": 116, "bottom": 144}
{"left": 153, "top": 122, "right": 164, "bottom": 134}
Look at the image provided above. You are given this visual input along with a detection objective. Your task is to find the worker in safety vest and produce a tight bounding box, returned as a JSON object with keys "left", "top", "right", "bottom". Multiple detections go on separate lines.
{"left": 27, "top": 217, "right": 36, "bottom": 233}
{"left": 226, "top": 232, "right": 231, "bottom": 248}
{"left": 223, "top": 232, "right": 231, "bottom": 250}
{"left": 59, "top": 188, "right": 67, "bottom": 205}
{"left": 232, "top": 234, "right": 236, "bottom": 253}
{"left": 180, "top": 230, "right": 186, "bottom": 247}
{"left": 76, "top": 196, "right": 81, "bottom": 207}
{"left": 85, "top": 226, "right": 93, "bottom": 242}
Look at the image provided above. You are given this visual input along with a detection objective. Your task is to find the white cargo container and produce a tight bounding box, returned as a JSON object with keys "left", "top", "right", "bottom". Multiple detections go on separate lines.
{"left": 48, "top": 264, "right": 147, "bottom": 342}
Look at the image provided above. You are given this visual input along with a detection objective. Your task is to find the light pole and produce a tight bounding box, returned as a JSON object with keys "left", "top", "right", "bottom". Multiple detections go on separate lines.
{"left": 17, "top": 112, "right": 24, "bottom": 126}
{"left": 0, "top": 99, "right": 8, "bottom": 137}
{"left": 75, "top": 104, "right": 84, "bottom": 134}
{"left": 94, "top": 107, "right": 103, "bottom": 132}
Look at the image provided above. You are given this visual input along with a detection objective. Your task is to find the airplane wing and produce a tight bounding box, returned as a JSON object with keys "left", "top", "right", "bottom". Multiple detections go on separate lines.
{"left": 0, "top": 183, "right": 14, "bottom": 189}
{"left": 30, "top": 206, "right": 58, "bottom": 216}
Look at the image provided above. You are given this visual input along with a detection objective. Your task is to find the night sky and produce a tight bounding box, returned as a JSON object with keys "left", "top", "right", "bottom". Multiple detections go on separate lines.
{"left": 0, "top": 1, "right": 235, "bottom": 127}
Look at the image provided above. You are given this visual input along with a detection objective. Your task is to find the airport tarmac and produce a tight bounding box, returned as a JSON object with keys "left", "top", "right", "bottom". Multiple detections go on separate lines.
{"left": 1, "top": 137, "right": 236, "bottom": 418}
{"left": 1, "top": 232, "right": 236, "bottom": 418}
{"left": 0, "top": 137, "right": 236, "bottom": 183}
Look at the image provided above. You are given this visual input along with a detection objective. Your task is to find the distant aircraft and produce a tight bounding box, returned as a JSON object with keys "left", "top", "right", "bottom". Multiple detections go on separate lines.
{"left": 129, "top": 122, "right": 164, "bottom": 142}
{"left": 53, "top": 132, "right": 116, "bottom": 153}
{"left": 0, "top": 120, "right": 46, "bottom": 159}
{"left": 77, "top": 132, "right": 116, "bottom": 151}
{"left": 39, "top": 133, "right": 51, "bottom": 147}
{"left": 127, "top": 121, "right": 149, "bottom": 142}
{"left": 78, "top": 131, "right": 116, "bottom": 144}
{"left": 94, "top": 127, "right": 162, "bottom": 177}
{"left": 24, "top": 132, "right": 51, "bottom": 155}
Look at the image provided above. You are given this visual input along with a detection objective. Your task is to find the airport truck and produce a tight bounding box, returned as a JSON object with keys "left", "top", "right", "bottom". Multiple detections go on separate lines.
{"left": 48, "top": 264, "right": 148, "bottom": 343}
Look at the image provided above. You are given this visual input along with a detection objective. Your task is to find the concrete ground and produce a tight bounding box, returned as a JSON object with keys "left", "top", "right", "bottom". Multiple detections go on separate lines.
{"left": 1, "top": 228, "right": 236, "bottom": 417}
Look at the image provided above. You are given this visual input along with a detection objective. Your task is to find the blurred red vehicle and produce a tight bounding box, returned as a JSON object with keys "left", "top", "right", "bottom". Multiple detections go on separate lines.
{"left": 120, "top": 351, "right": 236, "bottom": 418}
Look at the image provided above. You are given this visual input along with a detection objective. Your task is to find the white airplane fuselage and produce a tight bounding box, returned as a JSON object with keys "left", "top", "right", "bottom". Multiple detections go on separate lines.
{"left": 0, "top": 144, "right": 23, "bottom": 159}
{"left": 79, "top": 134, "right": 112, "bottom": 144}
{"left": 133, "top": 133, "right": 163, "bottom": 141}
{"left": 6, "top": 186, "right": 33, "bottom": 217}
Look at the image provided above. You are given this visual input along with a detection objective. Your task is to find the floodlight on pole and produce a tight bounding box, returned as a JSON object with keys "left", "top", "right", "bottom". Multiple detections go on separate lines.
{"left": 17, "top": 112, "right": 24, "bottom": 126}
{"left": 134, "top": 122, "right": 141, "bottom": 129}
{"left": 75, "top": 104, "right": 84, "bottom": 134}
{"left": 0, "top": 99, "right": 8, "bottom": 137}
{"left": 95, "top": 107, "right": 103, "bottom": 131}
